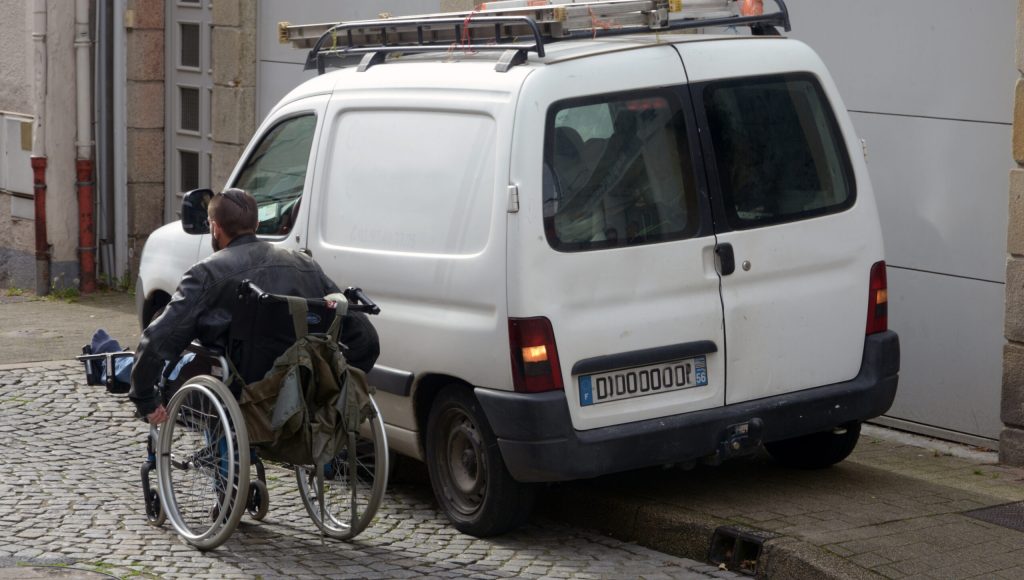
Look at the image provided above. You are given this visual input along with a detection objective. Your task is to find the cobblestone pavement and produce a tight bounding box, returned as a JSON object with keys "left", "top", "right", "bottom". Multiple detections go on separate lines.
{"left": 0, "top": 362, "right": 735, "bottom": 580}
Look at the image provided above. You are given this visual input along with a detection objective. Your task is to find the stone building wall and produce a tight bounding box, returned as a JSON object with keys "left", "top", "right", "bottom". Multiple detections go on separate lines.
{"left": 0, "top": 0, "right": 34, "bottom": 290}
{"left": 1002, "top": 1, "right": 1024, "bottom": 464}
{"left": 125, "top": 0, "right": 165, "bottom": 276}
{"left": 0, "top": 0, "right": 32, "bottom": 114}
{"left": 211, "top": 0, "right": 257, "bottom": 190}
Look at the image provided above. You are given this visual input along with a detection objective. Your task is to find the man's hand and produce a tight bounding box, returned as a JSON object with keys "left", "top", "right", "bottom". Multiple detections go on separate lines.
{"left": 147, "top": 405, "right": 168, "bottom": 425}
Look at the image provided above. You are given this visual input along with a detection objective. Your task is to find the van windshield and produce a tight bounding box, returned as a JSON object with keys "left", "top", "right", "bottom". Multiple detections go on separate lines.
{"left": 703, "top": 74, "right": 854, "bottom": 229}
{"left": 233, "top": 114, "right": 317, "bottom": 236}
{"left": 543, "top": 90, "right": 699, "bottom": 252}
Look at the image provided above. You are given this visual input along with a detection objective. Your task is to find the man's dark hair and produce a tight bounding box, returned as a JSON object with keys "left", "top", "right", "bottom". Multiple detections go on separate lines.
{"left": 209, "top": 188, "right": 259, "bottom": 238}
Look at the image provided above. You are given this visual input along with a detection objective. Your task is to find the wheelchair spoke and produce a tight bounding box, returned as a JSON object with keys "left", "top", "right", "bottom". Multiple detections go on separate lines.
{"left": 157, "top": 376, "right": 249, "bottom": 551}
{"left": 295, "top": 397, "right": 388, "bottom": 540}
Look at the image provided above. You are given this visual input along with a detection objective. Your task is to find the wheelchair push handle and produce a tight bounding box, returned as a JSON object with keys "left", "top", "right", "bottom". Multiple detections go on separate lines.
{"left": 237, "top": 280, "right": 381, "bottom": 315}
{"left": 343, "top": 287, "right": 380, "bottom": 315}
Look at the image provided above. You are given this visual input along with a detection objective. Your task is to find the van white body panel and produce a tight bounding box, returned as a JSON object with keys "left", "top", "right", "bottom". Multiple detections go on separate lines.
{"left": 137, "top": 222, "right": 203, "bottom": 302}
{"left": 303, "top": 63, "right": 532, "bottom": 435}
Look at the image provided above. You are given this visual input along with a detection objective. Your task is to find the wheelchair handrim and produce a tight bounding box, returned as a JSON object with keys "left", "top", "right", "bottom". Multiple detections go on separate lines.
{"left": 156, "top": 377, "right": 250, "bottom": 549}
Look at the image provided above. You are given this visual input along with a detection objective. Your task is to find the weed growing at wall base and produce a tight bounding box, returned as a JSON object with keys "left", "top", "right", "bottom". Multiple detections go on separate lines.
{"left": 47, "top": 275, "right": 80, "bottom": 302}
{"left": 100, "top": 272, "right": 135, "bottom": 295}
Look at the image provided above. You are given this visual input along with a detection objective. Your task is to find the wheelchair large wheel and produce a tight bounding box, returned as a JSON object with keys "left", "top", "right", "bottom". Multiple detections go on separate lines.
{"left": 295, "top": 395, "right": 388, "bottom": 540}
{"left": 157, "top": 375, "right": 250, "bottom": 550}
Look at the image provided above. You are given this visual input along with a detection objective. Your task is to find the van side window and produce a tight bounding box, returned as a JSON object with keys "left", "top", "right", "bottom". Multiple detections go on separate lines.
{"left": 543, "top": 91, "right": 699, "bottom": 252}
{"left": 703, "top": 74, "right": 854, "bottom": 229}
{"left": 233, "top": 114, "right": 316, "bottom": 236}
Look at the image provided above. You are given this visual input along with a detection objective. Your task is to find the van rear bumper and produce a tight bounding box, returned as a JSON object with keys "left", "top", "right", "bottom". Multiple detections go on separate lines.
{"left": 477, "top": 331, "right": 899, "bottom": 483}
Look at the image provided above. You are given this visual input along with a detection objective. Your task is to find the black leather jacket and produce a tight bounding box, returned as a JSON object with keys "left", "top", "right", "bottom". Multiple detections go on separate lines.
{"left": 129, "top": 234, "right": 380, "bottom": 416}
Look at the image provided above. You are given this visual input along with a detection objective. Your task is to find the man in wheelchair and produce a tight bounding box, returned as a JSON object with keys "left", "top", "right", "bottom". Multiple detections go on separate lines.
{"left": 129, "top": 188, "right": 380, "bottom": 424}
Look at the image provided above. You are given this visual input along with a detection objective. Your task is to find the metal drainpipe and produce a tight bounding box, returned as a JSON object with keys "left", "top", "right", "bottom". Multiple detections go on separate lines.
{"left": 31, "top": 0, "right": 49, "bottom": 296}
{"left": 75, "top": 0, "right": 96, "bottom": 292}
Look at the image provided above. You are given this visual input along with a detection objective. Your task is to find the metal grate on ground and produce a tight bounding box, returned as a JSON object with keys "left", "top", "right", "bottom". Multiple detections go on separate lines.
{"left": 964, "top": 501, "right": 1024, "bottom": 532}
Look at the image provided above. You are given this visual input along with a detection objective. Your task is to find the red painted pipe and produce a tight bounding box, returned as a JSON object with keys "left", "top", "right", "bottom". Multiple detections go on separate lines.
{"left": 76, "top": 158, "right": 96, "bottom": 293}
{"left": 31, "top": 156, "right": 49, "bottom": 295}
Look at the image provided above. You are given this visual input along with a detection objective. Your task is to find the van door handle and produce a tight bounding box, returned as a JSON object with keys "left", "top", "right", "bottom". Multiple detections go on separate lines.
{"left": 715, "top": 243, "right": 735, "bottom": 276}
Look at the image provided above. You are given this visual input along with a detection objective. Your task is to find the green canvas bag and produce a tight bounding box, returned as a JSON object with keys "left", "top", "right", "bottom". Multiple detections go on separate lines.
{"left": 238, "top": 296, "right": 375, "bottom": 468}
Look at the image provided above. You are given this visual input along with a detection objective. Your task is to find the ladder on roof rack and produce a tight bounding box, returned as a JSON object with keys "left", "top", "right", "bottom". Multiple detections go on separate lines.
{"left": 278, "top": 0, "right": 790, "bottom": 74}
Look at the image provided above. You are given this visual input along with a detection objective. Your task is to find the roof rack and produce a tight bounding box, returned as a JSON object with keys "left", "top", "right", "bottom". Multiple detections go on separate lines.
{"left": 279, "top": 0, "right": 790, "bottom": 74}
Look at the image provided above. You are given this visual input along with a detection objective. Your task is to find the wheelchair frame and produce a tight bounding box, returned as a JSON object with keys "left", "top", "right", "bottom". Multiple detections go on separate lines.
{"left": 77, "top": 284, "right": 388, "bottom": 550}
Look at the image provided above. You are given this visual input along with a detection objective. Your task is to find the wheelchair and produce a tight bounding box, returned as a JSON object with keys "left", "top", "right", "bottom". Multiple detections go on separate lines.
{"left": 78, "top": 282, "right": 388, "bottom": 550}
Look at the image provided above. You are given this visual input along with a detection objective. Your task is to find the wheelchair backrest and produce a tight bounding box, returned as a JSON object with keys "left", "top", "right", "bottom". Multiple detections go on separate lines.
{"left": 227, "top": 293, "right": 341, "bottom": 385}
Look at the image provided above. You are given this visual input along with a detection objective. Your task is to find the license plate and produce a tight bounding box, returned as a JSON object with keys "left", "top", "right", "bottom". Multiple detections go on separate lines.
{"left": 578, "top": 356, "right": 708, "bottom": 407}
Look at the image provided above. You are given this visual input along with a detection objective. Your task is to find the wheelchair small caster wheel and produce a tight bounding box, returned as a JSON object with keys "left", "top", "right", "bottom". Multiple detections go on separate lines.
{"left": 247, "top": 480, "right": 269, "bottom": 521}
{"left": 145, "top": 487, "right": 165, "bottom": 527}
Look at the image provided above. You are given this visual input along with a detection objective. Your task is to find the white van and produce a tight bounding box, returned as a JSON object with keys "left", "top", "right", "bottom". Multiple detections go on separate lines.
{"left": 137, "top": 0, "right": 899, "bottom": 537}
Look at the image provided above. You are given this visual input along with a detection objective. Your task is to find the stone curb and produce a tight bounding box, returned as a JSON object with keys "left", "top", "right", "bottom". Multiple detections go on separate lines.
{"left": 0, "top": 359, "right": 78, "bottom": 371}
{"left": 541, "top": 486, "right": 880, "bottom": 580}
{"left": 0, "top": 564, "right": 117, "bottom": 579}
{"left": 759, "top": 537, "right": 880, "bottom": 580}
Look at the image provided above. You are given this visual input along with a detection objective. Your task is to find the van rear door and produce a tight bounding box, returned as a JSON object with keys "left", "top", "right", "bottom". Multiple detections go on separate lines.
{"left": 678, "top": 39, "right": 883, "bottom": 404}
{"left": 509, "top": 45, "right": 726, "bottom": 431}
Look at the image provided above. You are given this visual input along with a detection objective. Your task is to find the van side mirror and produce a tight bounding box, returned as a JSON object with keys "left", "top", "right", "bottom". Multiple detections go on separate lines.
{"left": 181, "top": 189, "right": 214, "bottom": 235}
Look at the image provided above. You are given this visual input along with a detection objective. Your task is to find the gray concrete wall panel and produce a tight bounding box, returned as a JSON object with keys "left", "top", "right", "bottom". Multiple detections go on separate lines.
{"left": 854, "top": 112, "right": 1012, "bottom": 284}
{"left": 787, "top": 0, "right": 1016, "bottom": 124}
{"left": 256, "top": 0, "right": 457, "bottom": 115}
{"left": 256, "top": 61, "right": 318, "bottom": 119}
{"left": 887, "top": 268, "right": 1005, "bottom": 440}
{"left": 787, "top": 0, "right": 1013, "bottom": 443}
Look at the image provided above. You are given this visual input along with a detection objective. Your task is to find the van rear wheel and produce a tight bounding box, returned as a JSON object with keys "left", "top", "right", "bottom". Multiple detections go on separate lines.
{"left": 765, "top": 422, "right": 862, "bottom": 469}
{"left": 426, "top": 386, "right": 535, "bottom": 537}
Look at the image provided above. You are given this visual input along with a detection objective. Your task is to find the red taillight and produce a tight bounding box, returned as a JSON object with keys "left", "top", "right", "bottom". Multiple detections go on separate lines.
{"left": 866, "top": 261, "right": 888, "bottom": 335}
{"left": 509, "top": 317, "right": 564, "bottom": 393}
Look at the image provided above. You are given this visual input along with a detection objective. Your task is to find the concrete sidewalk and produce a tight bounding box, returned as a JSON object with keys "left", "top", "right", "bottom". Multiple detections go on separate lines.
{"left": 542, "top": 428, "right": 1024, "bottom": 579}
{"left": 3, "top": 291, "right": 1023, "bottom": 579}
{"left": 0, "top": 291, "right": 139, "bottom": 366}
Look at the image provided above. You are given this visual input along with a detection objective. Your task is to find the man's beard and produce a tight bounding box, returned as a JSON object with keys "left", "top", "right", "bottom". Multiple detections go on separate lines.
{"left": 211, "top": 235, "right": 221, "bottom": 252}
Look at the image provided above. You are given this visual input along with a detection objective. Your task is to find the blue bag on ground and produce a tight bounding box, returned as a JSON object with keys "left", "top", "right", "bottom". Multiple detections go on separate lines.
{"left": 88, "top": 329, "right": 132, "bottom": 392}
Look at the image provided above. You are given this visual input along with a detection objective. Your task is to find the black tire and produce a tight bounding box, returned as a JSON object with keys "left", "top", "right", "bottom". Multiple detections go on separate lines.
{"left": 425, "top": 386, "right": 535, "bottom": 537}
{"left": 247, "top": 479, "right": 269, "bottom": 521}
{"left": 145, "top": 487, "right": 165, "bottom": 527}
{"left": 295, "top": 395, "right": 389, "bottom": 540}
{"left": 157, "top": 375, "right": 250, "bottom": 550}
{"left": 765, "top": 422, "right": 862, "bottom": 469}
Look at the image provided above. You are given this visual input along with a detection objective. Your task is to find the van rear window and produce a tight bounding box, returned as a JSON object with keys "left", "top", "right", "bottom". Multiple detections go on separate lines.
{"left": 543, "top": 90, "right": 699, "bottom": 252}
{"left": 703, "top": 74, "right": 854, "bottom": 229}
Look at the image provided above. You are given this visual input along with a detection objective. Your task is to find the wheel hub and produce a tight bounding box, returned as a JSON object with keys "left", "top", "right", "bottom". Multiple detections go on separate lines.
{"left": 446, "top": 417, "right": 486, "bottom": 502}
